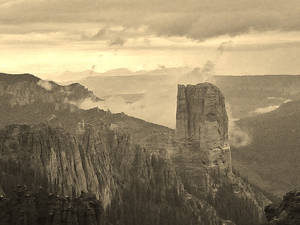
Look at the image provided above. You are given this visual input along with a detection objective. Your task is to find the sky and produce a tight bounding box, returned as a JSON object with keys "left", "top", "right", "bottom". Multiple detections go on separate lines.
{"left": 1, "top": 0, "right": 300, "bottom": 78}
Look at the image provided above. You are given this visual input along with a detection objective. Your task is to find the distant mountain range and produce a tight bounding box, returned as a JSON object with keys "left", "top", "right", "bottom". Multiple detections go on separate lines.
{"left": 215, "top": 75, "right": 300, "bottom": 119}
{"left": 58, "top": 70, "right": 300, "bottom": 124}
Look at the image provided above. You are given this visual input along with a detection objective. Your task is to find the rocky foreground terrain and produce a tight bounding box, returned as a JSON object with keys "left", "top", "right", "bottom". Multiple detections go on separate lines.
{"left": 264, "top": 190, "right": 300, "bottom": 225}
{"left": 0, "top": 73, "right": 273, "bottom": 225}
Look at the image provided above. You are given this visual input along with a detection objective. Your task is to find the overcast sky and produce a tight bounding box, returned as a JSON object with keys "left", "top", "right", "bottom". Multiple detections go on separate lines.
{"left": 1, "top": 0, "right": 300, "bottom": 78}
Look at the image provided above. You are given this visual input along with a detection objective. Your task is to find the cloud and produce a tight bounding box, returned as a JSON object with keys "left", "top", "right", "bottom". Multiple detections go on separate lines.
{"left": 74, "top": 69, "right": 253, "bottom": 149}
{"left": 253, "top": 105, "right": 280, "bottom": 114}
{"left": 252, "top": 100, "right": 292, "bottom": 114}
{"left": 226, "top": 105, "right": 252, "bottom": 148}
{"left": 73, "top": 97, "right": 100, "bottom": 110}
{"left": 222, "top": 40, "right": 300, "bottom": 52}
{"left": 177, "top": 39, "right": 231, "bottom": 85}
{"left": 37, "top": 80, "right": 53, "bottom": 91}
{"left": 74, "top": 87, "right": 178, "bottom": 128}
{"left": 1, "top": 0, "right": 300, "bottom": 42}
{"left": 229, "top": 125, "right": 252, "bottom": 148}
{"left": 180, "top": 61, "right": 216, "bottom": 85}
{"left": 73, "top": 63, "right": 222, "bottom": 128}
{"left": 66, "top": 38, "right": 228, "bottom": 128}
{"left": 108, "top": 37, "right": 126, "bottom": 46}
{"left": 91, "top": 27, "right": 108, "bottom": 40}
{"left": 217, "top": 41, "right": 233, "bottom": 53}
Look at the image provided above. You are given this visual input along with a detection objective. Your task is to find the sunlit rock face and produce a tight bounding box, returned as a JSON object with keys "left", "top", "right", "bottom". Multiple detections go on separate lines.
{"left": 176, "top": 83, "right": 231, "bottom": 171}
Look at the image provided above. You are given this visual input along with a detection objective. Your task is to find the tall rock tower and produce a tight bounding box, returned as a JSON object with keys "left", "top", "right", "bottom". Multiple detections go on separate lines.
{"left": 176, "top": 83, "right": 231, "bottom": 172}
{"left": 173, "top": 83, "right": 269, "bottom": 225}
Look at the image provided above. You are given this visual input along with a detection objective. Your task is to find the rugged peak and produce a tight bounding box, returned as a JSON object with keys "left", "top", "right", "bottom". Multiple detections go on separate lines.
{"left": 0, "top": 72, "right": 102, "bottom": 107}
{"left": 176, "top": 82, "right": 228, "bottom": 142}
{"left": 176, "top": 82, "right": 231, "bottom": 170}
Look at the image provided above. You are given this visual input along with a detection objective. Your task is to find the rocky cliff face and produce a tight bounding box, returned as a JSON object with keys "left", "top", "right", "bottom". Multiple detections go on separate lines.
{"left": 0, "top": 124, "right": 116, "bottom": 207}
{"left": 0, "top": 124, "right": 228, "bottom": 225}
{"left": 176, "top": 83, "right": 231, "bottom": 171}
{"left": 174, "top": 83, "right": 270, "bottom": 225}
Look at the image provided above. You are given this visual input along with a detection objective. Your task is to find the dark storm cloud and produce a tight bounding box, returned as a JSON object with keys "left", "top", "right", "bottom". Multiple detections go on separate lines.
{"left": 0, "top": 0, "right": 300, "bottom": 41}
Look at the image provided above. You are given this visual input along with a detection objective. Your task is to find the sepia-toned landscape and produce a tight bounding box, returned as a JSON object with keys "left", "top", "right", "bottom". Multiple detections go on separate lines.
{"left": 0, "top": 1, "right": 300, "bottom": 225}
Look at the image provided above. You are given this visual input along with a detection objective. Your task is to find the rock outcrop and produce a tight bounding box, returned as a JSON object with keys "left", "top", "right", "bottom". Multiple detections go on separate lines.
{"left": 0, "top": 73, "right": 101, "bottom": 108}
{"left": 264, "top": 190, "right": 300, "bottom": 225}
{"left": 0, "top": 124, "right": 117, "bottom": 207}
{"left": 176, "top": 83, "right": 231, "bottom": 171}
{"left": 173, "top": 83, "right": 270, "bottom": 225}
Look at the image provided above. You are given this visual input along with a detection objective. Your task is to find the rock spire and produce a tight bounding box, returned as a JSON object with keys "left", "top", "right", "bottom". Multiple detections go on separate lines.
{"left": 176, "top": 82, "right": 231, "bottom": 171}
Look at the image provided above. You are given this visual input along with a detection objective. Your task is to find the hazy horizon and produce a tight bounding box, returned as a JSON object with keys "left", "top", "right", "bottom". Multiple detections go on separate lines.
{"left": 1, "top": 0, "right": 300, "bottom": 78}
{"left": 3, "top": 67, "right": 300, "bottom": 84}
